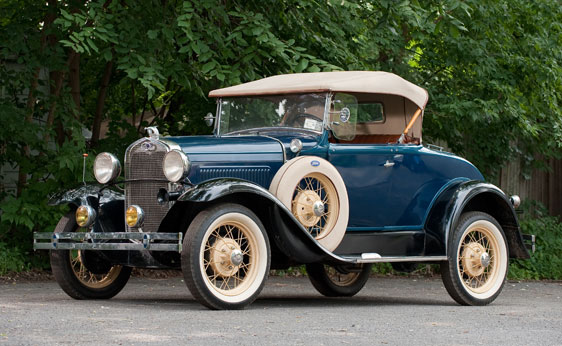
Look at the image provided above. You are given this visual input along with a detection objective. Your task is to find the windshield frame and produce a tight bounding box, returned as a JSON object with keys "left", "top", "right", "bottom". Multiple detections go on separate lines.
{"left": 214, "top": 93, "right": 330, "bottom": 137}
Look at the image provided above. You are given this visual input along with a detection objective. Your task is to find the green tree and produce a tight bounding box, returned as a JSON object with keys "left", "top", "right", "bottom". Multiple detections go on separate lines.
{"left": 0, "top": 0, "right": 561, "bottom": 273}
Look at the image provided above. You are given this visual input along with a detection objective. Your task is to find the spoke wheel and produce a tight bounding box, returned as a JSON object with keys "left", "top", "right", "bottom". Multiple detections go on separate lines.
{"left": 292, "top": 173, "right": 338, "bottom": 239}
{"left": 306, "top": 263, "right": 372, "bottom": 297}
{"left": 182, "top": 203, "right": 270, "bottom": 310}
{"left": 269, "top": 156, "right": 349, "bottom": 251}
{"left": 50, "top": 212, "right": 131, "bottom": 299}
{"left": 441, "top": 211, "right": 508, "bottom": 306}
{"left": 69, "top": 250, "right": 123, "bottom": 289}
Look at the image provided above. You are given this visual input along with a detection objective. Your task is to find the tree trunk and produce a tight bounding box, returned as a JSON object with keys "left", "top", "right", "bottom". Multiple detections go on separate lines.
{"left": 90, "top": 60, "right": 114, "bottom": 145}
{"left": 68, "top": 53, "right": 80, "bottom": 116}
{"left": 16, "top": 3, "right": 56, "bottom": 197}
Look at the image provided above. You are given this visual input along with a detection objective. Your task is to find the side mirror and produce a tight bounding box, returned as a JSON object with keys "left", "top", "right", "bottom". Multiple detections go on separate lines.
{"left": 204, "top": 113, "right": 215, "bottom": 127}
{"left": 339, "top": 107, "right": 351, "bottom": 123}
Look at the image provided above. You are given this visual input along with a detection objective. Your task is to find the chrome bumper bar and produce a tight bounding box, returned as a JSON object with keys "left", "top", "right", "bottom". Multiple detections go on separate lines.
{"left": 33, "top": 232, "right": 182, "bottom": 252}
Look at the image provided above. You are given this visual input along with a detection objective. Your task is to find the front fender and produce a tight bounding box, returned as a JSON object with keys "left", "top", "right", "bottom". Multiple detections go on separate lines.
{"left": 48, "top": 184, "right": 125, "bottom": 234}
{"left": 425, "top": 180, "right": 529, "bottom": 259}
{"left": 48, "top": 184, "right": 123, "bottom": 208}
{"left": 166, "top": 178, "right": 344, "bottom": 264}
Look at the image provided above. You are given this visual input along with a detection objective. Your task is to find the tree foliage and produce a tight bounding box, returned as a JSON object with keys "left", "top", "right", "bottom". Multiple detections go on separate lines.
{"left": 0, "top": 0, "right": 561, "bottom": 271}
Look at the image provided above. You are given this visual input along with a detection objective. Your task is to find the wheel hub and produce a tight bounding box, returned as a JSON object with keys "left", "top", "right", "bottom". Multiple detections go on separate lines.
{"left": 461, "top": 242, "right": 489, "bottom": 277}
{"left": 209, "top": 237, "right": 242, "bottom": 277}
{"left": 292, "top": 190, "right": 322, "bottom": 227}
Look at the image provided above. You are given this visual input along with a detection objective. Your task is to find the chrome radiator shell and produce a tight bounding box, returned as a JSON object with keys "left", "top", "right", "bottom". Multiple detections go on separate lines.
{"left": 124, "top": 138, "right": 171, "bottom": 233}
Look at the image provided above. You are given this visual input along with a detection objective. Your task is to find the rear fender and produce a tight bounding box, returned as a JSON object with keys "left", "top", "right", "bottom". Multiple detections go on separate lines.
{"left": 425, "top": 181, "right": 529, "bottom": 259}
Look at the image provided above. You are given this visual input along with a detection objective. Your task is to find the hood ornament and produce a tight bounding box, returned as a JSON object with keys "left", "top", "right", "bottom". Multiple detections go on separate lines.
{"left": 145, "top": 126, "right": 159, "bottom": 140}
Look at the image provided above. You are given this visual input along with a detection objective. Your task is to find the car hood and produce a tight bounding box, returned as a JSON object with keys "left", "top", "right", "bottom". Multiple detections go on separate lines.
{"left": 164, "top": 135, "right": 285, "bottom": 187}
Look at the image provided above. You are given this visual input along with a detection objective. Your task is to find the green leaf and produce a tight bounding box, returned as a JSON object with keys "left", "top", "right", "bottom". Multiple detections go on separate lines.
{"left": 201, "top": 61, "right": 216, "bottom": 74}
{"left": 103, "top": 49, "right": 112, "bottom": 61}
{"left": 86, "top": 38, "right": 99, "bottom": 53}
{"left": 147, "top": 30, "right": 158, "bottom": 39}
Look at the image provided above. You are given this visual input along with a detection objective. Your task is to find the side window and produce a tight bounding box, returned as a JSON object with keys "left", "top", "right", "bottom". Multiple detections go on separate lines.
{"left": 357, "top": 103, "right": 384, "bottom": 123}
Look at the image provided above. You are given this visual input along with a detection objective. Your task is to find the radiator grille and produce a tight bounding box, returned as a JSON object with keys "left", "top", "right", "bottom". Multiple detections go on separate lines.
{"left": 200, "top": 167, "right": 271, "bottom": 187}
{"left": 125, "top": 139, "right": 170, "bottom": 233}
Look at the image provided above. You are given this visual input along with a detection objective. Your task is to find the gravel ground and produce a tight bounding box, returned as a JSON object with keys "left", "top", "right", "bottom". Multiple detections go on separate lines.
{"left": 1, "top": 275, "right": 561, "bottom": 346}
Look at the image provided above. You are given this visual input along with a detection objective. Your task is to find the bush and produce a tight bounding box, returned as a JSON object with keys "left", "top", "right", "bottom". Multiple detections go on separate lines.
{"left": 0, "top": 242, "right": 29, "bottom": 275}
{"left": 509, "top": 209, "right": 562, "bottom": 280}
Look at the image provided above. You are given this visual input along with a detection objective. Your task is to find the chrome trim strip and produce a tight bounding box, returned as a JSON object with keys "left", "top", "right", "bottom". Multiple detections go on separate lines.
{"left": 323, "top": 92, "right": 332, "bottom": 130}
{"left": 339, "top": 255, "right": 448, "bottom": 264}
{"left": 216, "top": 98, "right": 222, "bottom": 137}
{"left": 261, "top": 134, "right": 287, "bottom": 163}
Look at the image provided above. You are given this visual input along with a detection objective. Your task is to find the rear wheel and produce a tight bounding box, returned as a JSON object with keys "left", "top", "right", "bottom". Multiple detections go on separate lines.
{"left": 182, "top": 203, "right": 270, "bottom": 310}
{"left": 441, "top": 212, "right": 508, "bottom": 305}
{"left": 306, "top": 263, "right": 372, "bottom": 297}
{"left": 50, "top": 212, "right": 131, "bottom": 299}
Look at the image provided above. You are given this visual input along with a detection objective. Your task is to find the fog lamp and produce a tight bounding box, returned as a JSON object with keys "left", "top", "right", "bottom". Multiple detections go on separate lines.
{"left": 126, "top": 205, "right": 145, "bottom": 228}
{"left": 76, "top": 205, "right": 96, "bottom": 228}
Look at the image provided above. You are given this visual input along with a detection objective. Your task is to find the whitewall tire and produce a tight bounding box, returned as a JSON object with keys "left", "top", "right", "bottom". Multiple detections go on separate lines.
{"left": 269, "top": 156, "right": 349, "bottom": 251}
{"left": 181, "top": 203, "right": 270, "bottom": 310}
{"left": 441, "top": 211, "right": 509, "bottom": 305}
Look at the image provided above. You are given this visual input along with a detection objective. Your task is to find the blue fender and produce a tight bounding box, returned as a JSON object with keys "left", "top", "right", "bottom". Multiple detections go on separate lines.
{"left": 425, "top": 180, "right": 529, "bottom": 259}
{"left": 162, "top": 178, "right": 344, "bottom": 264}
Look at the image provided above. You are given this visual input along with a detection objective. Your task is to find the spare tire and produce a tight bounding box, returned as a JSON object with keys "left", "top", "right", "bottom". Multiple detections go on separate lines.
{"left": 269, "top": 156, "right": 349, "bottom": 251}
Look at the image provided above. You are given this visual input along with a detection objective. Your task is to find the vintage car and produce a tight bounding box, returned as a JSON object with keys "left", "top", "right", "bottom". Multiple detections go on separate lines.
{"left": 34, "top": 71, "right": 532, "bottom": 310}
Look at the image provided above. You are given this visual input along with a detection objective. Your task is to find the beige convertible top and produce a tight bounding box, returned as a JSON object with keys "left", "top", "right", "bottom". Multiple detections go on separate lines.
{"left": 209, "top": 71, "right": 429, "bottom": 110}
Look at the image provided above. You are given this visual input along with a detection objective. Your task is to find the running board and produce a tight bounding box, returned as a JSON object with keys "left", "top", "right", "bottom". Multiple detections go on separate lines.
{"left": 33, "top": 232, "right": 182, "bottom": 252}
{"left": 338, "top": 253, "right": 448, "bottom": 264}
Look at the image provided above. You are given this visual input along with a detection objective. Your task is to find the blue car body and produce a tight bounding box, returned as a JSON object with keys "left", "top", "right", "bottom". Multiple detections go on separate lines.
{"left": 36, "top": 71, "right": 532, "bottom": 309}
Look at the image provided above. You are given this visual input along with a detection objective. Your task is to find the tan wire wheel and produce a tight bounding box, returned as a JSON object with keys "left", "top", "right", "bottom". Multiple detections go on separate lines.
{"left": 457, "top": 221, "right": 502, "bottom": 295}
{"left": 194, "top": 210, "right": 269, "bottom": 305}
{"left": 306, "top": 263, "right": 371, "bottom": 297}
{"left": 324, "top": 265, "right": 362, "bottom": 287}
{"left": 441, "top": 211, "right": 508, "bottom": 305}
{"left": 270, "top": 156, "right": 349, "bottom": 251}
{"left": 291, "top": 173, "right": 339, "bottom": 239}
{"left": 69, "top": 250, "right": 123, "bottom": 289}
{"left": 50, "top": 211, "right": 131, "bottom": 300}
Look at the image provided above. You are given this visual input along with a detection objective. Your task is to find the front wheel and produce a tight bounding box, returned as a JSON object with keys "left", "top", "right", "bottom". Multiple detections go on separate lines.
{"left": 306, "top": 263, "right": 372, "bottom": 297}
{"left": 50, "top": 212, "right": 132, "bottom": 299}
{"left": 441, "top": 211, "right": 509, "bottom": 306}
{"left": 181, "top": 203, "right": 271, "bottom": 310}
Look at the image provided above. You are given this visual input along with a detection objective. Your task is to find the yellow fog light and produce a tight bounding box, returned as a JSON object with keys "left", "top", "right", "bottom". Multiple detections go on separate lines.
{"left": 126, "top": 205, "right": 144, "bottom": 228}
{"left": 76, "top": 205, "right": 96, "bottom": 228}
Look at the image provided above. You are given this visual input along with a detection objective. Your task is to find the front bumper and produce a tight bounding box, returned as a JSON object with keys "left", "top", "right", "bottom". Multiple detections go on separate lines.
{"left": 33, "top": 232, "right": 183, "bottom": 252}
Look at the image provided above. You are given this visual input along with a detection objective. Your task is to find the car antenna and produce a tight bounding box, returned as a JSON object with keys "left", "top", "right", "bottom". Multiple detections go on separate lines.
{"left": 82, "top": 153, "right": 88, "bottom": 186}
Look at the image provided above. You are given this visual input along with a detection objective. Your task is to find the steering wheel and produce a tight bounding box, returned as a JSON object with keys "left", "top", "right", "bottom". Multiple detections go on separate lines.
{"left": 287, "top": 112, "right": 323, "bottom": 128}
{"left": 293, "top": 112, "right": 322, "bottom": 121}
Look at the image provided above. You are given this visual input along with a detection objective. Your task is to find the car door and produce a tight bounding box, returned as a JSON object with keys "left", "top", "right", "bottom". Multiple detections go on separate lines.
{"left": 328, "top": 142, "right": 429, "bottom": 256}
{"left": 328, "top": 143, "right": 397, "bottom": 228}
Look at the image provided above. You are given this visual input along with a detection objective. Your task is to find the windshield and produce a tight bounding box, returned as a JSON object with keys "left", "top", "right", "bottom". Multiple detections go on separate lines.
{"left": 219, "top": 93, "right": 326, "bottom": 134}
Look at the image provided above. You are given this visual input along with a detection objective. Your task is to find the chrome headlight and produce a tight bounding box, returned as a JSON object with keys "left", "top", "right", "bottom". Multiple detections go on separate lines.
{"left": 163, "top": 150, "right": 190, "bottom": 182}
{"left": 93, "top": 152, "right": 121, "bottom": 184}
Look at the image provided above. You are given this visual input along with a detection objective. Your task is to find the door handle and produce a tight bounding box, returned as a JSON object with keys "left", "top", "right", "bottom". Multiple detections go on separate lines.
{"left": 384, "top": 160, "right": 395, "bottom": 168}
